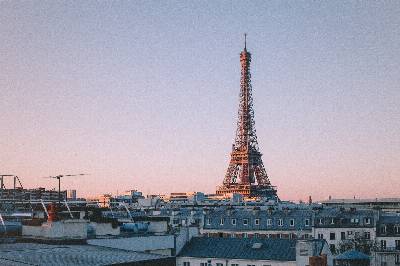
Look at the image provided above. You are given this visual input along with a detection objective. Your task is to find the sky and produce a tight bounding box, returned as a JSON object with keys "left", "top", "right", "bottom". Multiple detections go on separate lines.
{"left": 1, "top": 1, "right": 399, "bottom": 201}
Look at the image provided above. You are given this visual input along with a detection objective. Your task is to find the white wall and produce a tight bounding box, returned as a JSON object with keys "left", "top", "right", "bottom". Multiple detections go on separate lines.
{"left": 312, "top": 227, "right": 376, "bottom": 251}
{"left": 176, "top": 257, "right": 296, "bottom": 266}
{"left": 90, "top": 222, "right": 120, "bottom": 236}
{"left": 22, "top": 220, "right": 87, "bottom": 239}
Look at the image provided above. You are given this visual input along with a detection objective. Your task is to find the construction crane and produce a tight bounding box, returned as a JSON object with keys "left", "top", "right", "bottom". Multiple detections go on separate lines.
{"left": 42, "top": 174, "right": 87, "bottom": 208}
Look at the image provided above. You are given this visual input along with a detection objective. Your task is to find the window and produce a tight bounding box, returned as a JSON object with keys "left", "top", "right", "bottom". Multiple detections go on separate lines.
{"left": 395, "top": 225, "right": 400, "bottom": 234}
{"left": 183, "top": 263, "right": 190, "bottom": 266}
{"left": 330, "top": 232, "right": 336, "bottom": 240}
{"left": 267, "top": 219, "right": 272, "bottom": 226}
{"left": 200, "top": 263, "right": 207, "bottom": 266}
{"left": 255, "top": 218, "right": 260, "bottom": 225}
{"left": 207, "top": 218, "right": 211, "bottom": 225}
{"left": 243, "top": 219, "right": 248, "bottom": 225}
{"left": 319, "top": 218, "right": 323, "bottom": 224}
{"left": 290, "top": 219, "right": 295, "bottom": 226}
{"left": 351, "top": 218, "right": 359, "bottom": 223}
{"left": 231, "top": 218, "right": 236, "bottom": 225}
{"left": 300, "top": 248, "right": 309, "bottom": 256}
{"left": 381, "top": 240, "right": 387, "bottom": 250}
{"left": 220, "top": 218, "right": 224, "bottom": 225}
{"left": 216, "top": 263, "right": 223, "bottom": 266}
{"left": 231, "top": 264, "right": 239, "bottom": 266}
{"left": 330, "top": 218, "right": 335, "bottom": 225}
{"left": 329, "top": 244, "right": 336, "bottom": 253}
{"left": 365, "top": 232, "right": 371, "bottom": 239}
{"left": 381, "top": 226, "right": 387, "bottom": 234}
{"left": 243, "top": 233, "right": 248, "bottom": 238}
{"left": 365, "top": 218, "right": 371, "bottom": 224}
{"left": 305, "top": 219, "right": 310, "bottom": 226}
{"left": 395, "top": 254, "right": 400, "bottom": 265}
{"left": 318, "top": 233, "right": 324, "bottom": 239}
{"left": 247, "top": 264, "right": 256, "bottom": 266}
{"left": 278, "top": 219, "right": 283, "bottom": 226}
{"left": 231, "top": 233, "right": 235, "bottom": 238}
{"left": 341, "top": 232, "right": 346, "bottom": 240}
{"left": 254, "top": 233, "right": 259, "bottom": 238}
{"left": 396, "top": 240, "right": 400, "bottom": 250}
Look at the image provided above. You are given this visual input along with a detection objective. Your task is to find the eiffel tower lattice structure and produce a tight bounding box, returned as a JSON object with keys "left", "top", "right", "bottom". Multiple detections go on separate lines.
{"left": 216, "top": 36, "right": 278, "bottom": 200}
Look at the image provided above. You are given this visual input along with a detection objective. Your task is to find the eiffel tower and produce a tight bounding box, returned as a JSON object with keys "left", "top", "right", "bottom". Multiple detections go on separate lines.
{"left": 216, "top": 35, "right": 278, "bottom": 199}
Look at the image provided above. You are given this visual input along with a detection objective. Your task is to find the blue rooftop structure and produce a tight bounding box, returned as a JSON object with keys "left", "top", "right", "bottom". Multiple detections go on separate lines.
{"left": 179, "top": 237, "right": 298, "bottom": 261}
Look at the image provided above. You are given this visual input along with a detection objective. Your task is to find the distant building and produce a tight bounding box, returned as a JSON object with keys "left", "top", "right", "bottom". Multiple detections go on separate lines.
{"left": 320, "top": 198, "right": 400, "bottom": 212}
{"left": 312, "top": 208, "right": 377, "bottom": 254}
{"left": 67, "top": 189, "right": 77, "bottom": 201}
{"left": 372, "top": 213, "right": 400, "bottom": 266}
{"left": 0, "top": 187, "right": 66, "bottom": 203}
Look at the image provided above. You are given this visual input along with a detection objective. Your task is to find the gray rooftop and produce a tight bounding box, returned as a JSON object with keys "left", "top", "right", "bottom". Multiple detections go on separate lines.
{"left": 178, "top": 237, "right": 297, "bottom": 261}
{"left": 0, "top": 243, "right": 169, "bottom": 266}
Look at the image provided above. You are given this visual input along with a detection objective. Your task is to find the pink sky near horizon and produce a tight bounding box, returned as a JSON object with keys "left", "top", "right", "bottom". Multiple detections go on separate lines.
{"left": 1, "top": 1, "right": 399, "bottom": 202}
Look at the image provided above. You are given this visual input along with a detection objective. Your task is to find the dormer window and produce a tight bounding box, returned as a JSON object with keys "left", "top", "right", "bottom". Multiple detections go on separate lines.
{"left": 395, "top": 225, "right": 400, "bottom": 234}
{"left": 243, "top": 219, "right": 248, "bottom": 226}
{"left": 305, "top": 219, "right": 310, "bottom": 226}
{"left": 365, "top": 218, "right": 371, "bottom": 224}
{"left": 254, "top": 219, "right": 260, "bottom": 226}
{"left": 231, "top": 218, "right": 236, "bottom": 225}
{"left": 220, "top": 218, "right": 224, "bottom": 225}
{"left": 278, "top": 219, "right": 283, "bottom": 226}
{"left": 380, "top": 226, "right": 387, "bottom": 234}
{"left": 319, "top": 218, "right": 323, "bottom": 225}
{"left": 267, "top": 219, "right": 272, "bottom": 226}
{"left": 207, "top": 218, "right": 211, "bottom": 225}
{"left": 290, "top": 219, "right": 295, "bottom": 227}
{"left": 331, "top": 218, "right": 335, "bottom": 225}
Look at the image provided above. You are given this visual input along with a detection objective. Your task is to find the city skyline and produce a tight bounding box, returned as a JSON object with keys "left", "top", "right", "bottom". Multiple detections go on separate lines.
{"left": 1, "top": 1, "right": 399, "bottom": 201}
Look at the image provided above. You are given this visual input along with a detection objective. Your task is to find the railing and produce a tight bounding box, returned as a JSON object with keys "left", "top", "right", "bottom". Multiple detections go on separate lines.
{"left": 374, "top": 247, "right": 400, "bottom": 252}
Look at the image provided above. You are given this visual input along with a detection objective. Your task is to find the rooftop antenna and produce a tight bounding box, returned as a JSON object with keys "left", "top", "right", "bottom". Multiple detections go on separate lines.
{"left": 42, "top": 174, "right": 88, "bottom": 208}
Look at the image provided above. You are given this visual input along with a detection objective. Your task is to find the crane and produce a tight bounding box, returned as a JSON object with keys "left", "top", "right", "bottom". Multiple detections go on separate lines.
{"left": 42, "top": 174, "right": 88, "bottom": 208}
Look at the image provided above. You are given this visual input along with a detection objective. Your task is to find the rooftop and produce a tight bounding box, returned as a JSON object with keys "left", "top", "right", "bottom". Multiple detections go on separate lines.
{"left": 178, "top": 237, "right": 298, "bottom": 261}
{"left": 0, "top": 243, "right": 171, "bottom": 266}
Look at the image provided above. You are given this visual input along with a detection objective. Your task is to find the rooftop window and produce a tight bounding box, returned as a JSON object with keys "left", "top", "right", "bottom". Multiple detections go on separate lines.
{"left": 290, "top": 219, "right": 295, "bottom": 227}
{"left": 278, "top": 219, "right": 283, "bottom": 226}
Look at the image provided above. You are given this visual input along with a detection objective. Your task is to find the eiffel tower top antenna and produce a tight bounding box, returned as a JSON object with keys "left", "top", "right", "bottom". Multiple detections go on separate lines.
{"left": 244, "top": 33, "right": 247, "bottom": 50}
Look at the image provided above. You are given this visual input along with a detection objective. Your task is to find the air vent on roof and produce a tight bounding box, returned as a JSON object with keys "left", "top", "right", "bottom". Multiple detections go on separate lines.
{"left": 252, "top": 243, "right": 262, "bottom": 249}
